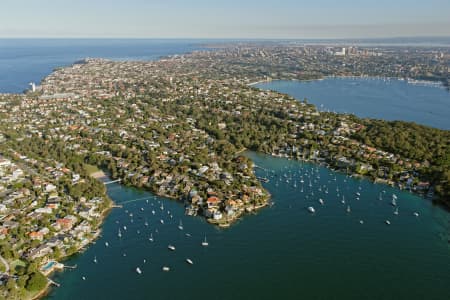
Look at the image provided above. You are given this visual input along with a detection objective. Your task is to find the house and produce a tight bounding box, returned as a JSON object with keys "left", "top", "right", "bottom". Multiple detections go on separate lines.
{"left": 56, "top": 218, "right": 74, "bottom": 231}
{"left": 27, "top": 245, "right": 53, "bottom": 260}
{"left": 206, "top": 196, "right": 220, "bottom": 209}
{"left": 29, "top": 231, "right": 44, "bottom": 241}
{"left": 45, "top": 183, "right": 57, "bottom": 193}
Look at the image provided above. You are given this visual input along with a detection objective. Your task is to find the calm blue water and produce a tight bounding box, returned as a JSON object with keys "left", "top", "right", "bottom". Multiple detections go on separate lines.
{"left": 256, "top": 78, "right": 450, "bottom": 130}
{"left": 0, "top": 39, "right": 204, "bottom": 93}
{"left": 46, "top": 152, "right": 450, "bottom": 300}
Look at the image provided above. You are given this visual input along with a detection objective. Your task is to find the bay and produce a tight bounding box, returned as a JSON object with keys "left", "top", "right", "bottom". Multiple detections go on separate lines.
{"left": 255, "top": 78, "right": 450, "bottom": 130}
{"left": 46, "top": 152, "right": 450, "bottom": 300}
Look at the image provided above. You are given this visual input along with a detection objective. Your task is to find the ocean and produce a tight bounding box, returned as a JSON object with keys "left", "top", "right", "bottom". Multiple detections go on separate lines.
{"left": 0, "top": 39, "right": 204, "bottom": 94}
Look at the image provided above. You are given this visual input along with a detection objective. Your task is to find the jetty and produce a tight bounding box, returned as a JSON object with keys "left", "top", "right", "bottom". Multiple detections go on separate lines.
{"left": 104, "top": 179, "right": 121, "bottom": 185}
{"left": 257, "top": 176, "right": 270, "bottom": 183}
{"left": 48, "top": 278, "right": 60, "bottom": 287}
{"left": 63, "top": 264, "right": 77, "bottom": 269}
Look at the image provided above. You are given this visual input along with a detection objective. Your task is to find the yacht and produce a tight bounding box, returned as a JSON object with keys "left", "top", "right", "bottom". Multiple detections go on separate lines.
{"left": 93, "top": 256, "right": 98, "bottom": 264}
{"left": 105, "top": 242, "right": 109, "bottom": 247}
{"left": 186, "top": 258, "right": 194, "bottom": 265}
{"left": 318, "top": 199, "right": 324, "bottom": 205}
{"left": 168, "top": 245, "right": 176, "bottom": 251}
{"left": 385, "top": 220, "right": 391, "bottom": 225}
{"left": 346, "top": 205, "right": 351, "bottom": 213}
{"left": 162, "top": 266, "right": 170, "bottom": 272}
{"left": 178, "top": 220, "right": 184, "bottom": 230}
{"left": 118, "top": 229, "right": 122, "bottom": 238}
{"left": 136, "top": 267, "right": 142, "bottom": 274}
{"left": 391, "top": 198, "right": 397, "bottom": 207}
{"left": 201, "top": 236, "right": 209, "bottom": 247}
{"left": 394, "top": 208, "right": 399, "bottom": 215}
{"left": 149, "top": 233, "right": 154, "bottom": 242}
{"left": 413, "top": 212, "right": 419, "bottom": 217}
{"left": 307, "top": 206, "right": 315, "bottom": 213}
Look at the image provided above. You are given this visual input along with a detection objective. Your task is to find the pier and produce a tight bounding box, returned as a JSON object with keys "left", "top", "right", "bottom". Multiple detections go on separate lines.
{"left": 48, "top": 278, "right": 60, "bottom": 287}
{"left": 63, "top": 264, "right": 77, "bottom": 269}
{"left": 104, "top": 179, "right": 121, "bottom": 185}
{"left": 257, "top": 176, "right": 270, "bottom": 183}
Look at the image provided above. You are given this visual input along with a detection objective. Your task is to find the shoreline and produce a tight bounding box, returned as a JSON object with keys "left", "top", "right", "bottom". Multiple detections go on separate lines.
{"left": 263, "top": 151, "right": 440, "bottom": 207}
{"left": 252, "top": 75, "right": 447, "bottom": 89}
{"left": 30, "top": 174, "right": 114, "bottom": 300}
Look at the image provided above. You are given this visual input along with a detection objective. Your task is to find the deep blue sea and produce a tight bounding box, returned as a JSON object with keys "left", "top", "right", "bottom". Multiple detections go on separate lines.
{"left": 0, "top": 40, "right": 448, "bottom": 300}
{"left": 0, "top": 39, "right": 204, "bottom": 93}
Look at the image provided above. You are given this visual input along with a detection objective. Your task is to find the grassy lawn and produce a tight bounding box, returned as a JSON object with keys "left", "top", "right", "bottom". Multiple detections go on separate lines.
{"left": 84, "top": 164, "right": 100, "bottom": 175}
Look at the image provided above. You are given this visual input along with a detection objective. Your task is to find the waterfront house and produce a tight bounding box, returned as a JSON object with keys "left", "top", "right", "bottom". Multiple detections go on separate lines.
{"left": 206, "top": 196, "right": 220, "bottom": 209}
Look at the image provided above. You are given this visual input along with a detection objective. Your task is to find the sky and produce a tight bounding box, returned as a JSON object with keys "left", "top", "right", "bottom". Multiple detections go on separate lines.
{"left": 1, "top": 0, "right": 450, "bottom": 39}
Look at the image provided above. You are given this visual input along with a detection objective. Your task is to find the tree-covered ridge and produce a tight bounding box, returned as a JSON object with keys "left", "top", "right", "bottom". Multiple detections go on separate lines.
{"left": 352, "top": 120, "right": 450, "bottom": 200}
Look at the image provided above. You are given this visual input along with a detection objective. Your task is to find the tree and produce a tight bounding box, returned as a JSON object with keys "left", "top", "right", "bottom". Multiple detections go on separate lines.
{"left": 26, "top": 272, "right": 47, "bottom": 291}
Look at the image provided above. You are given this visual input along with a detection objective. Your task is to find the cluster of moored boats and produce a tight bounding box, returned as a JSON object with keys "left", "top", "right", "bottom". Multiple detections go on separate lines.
{"left": 82, "top": 197, "right": 210, "bottom": 280}
{"left": 266, "top": 164, "right": 420, "bottom": 227}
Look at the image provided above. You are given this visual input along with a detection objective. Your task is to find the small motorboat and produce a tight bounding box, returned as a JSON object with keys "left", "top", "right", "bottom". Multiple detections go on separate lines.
{"left": 136, "top": 267, "right": 142, "bottom": 274}
{"left": 307, "top": 206, "right": 315, "bottom": 213}
{"left": 186, "top": 258, "right": 194, "bottom": 265}
{"left": 168, "top": 245, "right": 176, "bottom": 251}
{"left": 162, "top": 266, "right": 170, "bottom": 272}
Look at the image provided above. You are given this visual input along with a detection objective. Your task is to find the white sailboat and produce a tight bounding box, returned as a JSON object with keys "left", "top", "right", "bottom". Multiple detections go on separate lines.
{"left": 93, "top": 256, "right": 98, "bottom": 264}
{"left": 201, "top": 236, "right": 209, "bottom": 247}
{"left": 391, "top": 197, "right": 397, "bottom": 207}
{"left": 118, "top": 228, "right": 122, "bottom": 238}
{"left": 168, "top": 245, "right": 176, "bottom": 251}
{"left": 178, "top": 220, "right": 184, "bottom": 230}
{"left": 307, "top": 206, "right": 315, "bottom": 213}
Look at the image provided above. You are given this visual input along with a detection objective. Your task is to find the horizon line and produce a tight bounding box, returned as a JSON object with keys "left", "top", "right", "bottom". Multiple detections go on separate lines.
{"left": 1, "top": 35, "right": 450, "bottom": 40}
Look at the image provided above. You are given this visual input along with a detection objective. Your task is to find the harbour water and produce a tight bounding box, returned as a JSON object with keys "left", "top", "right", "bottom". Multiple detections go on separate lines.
{"left": 46, "top": 152, "right": 450, "bottom": 299}
{"left": 255, "top": 78, "right": 450, "bottom": 130}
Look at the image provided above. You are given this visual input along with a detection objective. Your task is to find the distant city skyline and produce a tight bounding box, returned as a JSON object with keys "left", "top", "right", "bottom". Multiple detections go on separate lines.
{"left": 1, "top": 0, "right": 450, "bottom": 39}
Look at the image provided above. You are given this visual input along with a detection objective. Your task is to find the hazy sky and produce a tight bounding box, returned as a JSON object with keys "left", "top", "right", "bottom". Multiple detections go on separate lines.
{"left": 1, "top": 0, "right": 449, "bottom": 38}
